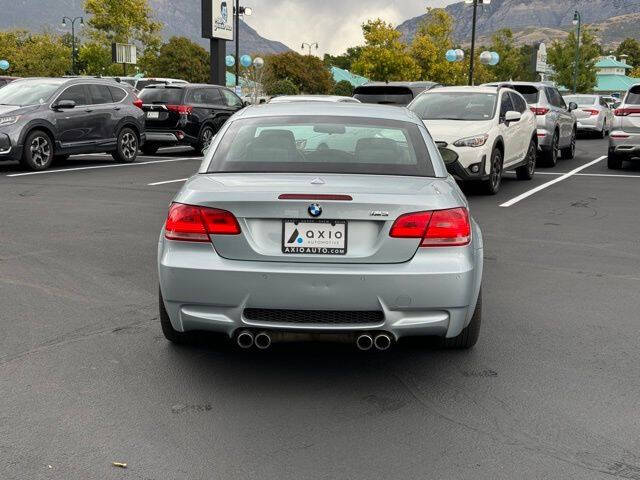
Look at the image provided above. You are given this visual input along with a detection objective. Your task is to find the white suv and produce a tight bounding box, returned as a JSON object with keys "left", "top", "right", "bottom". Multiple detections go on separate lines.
{"left": 409, "top": 86, "right": 538, "bottom": 194}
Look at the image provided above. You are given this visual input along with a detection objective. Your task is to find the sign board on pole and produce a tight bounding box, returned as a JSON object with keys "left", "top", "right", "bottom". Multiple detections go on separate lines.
{"left": 535, "top": 43, "right": 547, "bottom": 73}
{"left": 111, "top": 43, "right": 137, "bottom": 64}
{"left": 202, "top": 0, "right": 234, "bottom": 40}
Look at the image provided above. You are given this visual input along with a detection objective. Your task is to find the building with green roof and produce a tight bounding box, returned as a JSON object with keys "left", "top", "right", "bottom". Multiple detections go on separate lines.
{"left": 330, "top": 66, "right": 369, "bottom": 87}
{"left": 593, "top": 56, "right": 639, "bottom": 96}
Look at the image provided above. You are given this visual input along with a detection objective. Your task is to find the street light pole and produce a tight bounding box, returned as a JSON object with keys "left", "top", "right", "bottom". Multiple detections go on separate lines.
{"left": 465, "top": 0, "right": 490, "bottom": 86}
{"left": 301, "top": 42, "right": 319, "bottom": 57}
{"left": 233, "top": 3, "right": 252, "bottom": 88}
{"left": 572, "top": 10, "right": 581, "bottom": 94}
{"left": 61, "top": 16, "right": 83, "bottom": 75}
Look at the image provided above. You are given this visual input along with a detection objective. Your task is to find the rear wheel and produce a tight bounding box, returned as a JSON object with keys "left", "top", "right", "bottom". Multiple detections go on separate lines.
{"left": 194, "top": 125, "right": 215, "bottom": 155}
{"left": 159, "top": 289, "right": 192, "bottom": 344}
{"left": 541, "top": 130, "right": 559, "bottom": 167}
{"left": 607, "top": 149, "right": 623, "bottom": 170}
{"left": 443, "top": 290, "right": 482, "bottom": 349}
{"left": 599, "top": 119, "right": 607, "bottom": 139}
{"left": 561, "top": 128, "right": 576, "bottom": 159}
{"left": 515, "top": 138, "right": 536, "bottom": 180}
{"left": 111, "top": 127, "right": 138, "bottom": 163}
{"left": 480, "top": 148, "right": 503, "bottom": 195}
{"left": 141, "top": 143, "right": 159, "bottom": 155}
{"left": 20, "top": 130, "right": 53, "bottom": 171}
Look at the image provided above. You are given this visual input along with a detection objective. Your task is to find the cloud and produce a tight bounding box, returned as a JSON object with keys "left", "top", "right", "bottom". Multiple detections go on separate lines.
{"left": 244, "top": 0, "right": 457, "bottom": 55}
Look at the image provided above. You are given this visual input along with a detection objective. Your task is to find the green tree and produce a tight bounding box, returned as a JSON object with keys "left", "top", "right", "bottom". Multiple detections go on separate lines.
{"left": 630, "top": 66, "right": 640, "bottom": 79}
{"left": 263, "top": 51, "right": 334, "bottom": 94}
{"left": 323, "top": 47, "right": 363, "bottom": 71}
{"left": 352, "top": 19, "right": 420, "bottom": 82}
{"left": 409, "top": 9, "right": 465, "bottom": 85}
{"left": 0, "top": 30, "right": 70, "bottom": 76}
{"left": 547, "top": 29, "right": 600, "bottom": 93}
{"left": 144, "top": 37, "right": 209, "bottom": 83}
{"left": 488, "top": 29, "right": 525, "bottom": 81}
{"left": 615, "top": 38, "right": 640, "bottom": 68}
{"left": 332, "top": 80, "right": 354, "bottom": 96}
{"left": 78, "top": 41, "right": 122, "bottom": 75}
{"left": 266, "top": 78, "right": 299, "bottom": 96}
{"left": 516, "top": 44, "right": 538, "bottom": 82}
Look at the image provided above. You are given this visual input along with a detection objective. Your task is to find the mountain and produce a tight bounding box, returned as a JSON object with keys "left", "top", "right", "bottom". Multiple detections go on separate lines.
{"left": 0, "top": 0, "right": 291, "bottom": 56}
{"left": 398, "top": 0, "right": 640, "bottom": 47}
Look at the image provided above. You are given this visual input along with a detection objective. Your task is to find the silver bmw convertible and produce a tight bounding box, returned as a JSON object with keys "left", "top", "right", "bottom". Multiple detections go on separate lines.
{"left": 157, "top": 102, "right": 484, "bottom": 350}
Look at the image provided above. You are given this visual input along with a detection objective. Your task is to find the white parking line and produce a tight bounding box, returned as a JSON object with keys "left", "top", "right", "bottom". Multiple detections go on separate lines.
{"left": 535, "top": 171, "right": 640, "bottom": 178}
{"left": 6, "top": 157, "right": 200, "bottom": 177}
{"left": 500, "top": 156, "right": 606, "bottom": 208}
{"left": 147, "top": 178, "right": 188, "bottom": 186}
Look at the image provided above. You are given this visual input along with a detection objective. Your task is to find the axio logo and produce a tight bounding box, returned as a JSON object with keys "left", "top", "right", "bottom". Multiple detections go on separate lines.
{"left": 287, "top": 228, "right": 304, "bottom": 245}
{"left": 308, "top": 203, "right": 322, "bottom": 218}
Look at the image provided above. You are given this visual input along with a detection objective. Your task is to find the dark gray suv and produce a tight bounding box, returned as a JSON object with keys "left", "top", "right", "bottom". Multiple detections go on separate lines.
{"left": 0, "top": 77, "right": 146, "bottom": 171}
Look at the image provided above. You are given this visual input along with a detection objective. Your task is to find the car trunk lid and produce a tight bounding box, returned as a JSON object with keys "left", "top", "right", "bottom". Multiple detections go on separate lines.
{"left": 138, "top": 86, "right": 186, "bottom": 129}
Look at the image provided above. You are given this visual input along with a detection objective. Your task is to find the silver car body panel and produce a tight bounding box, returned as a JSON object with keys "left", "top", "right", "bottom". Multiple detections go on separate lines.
{"left": 610, "top": 85, "right": 640, "bottom": 157}
{"left": 160, "top": 103, "right": 483, "bottom": 340}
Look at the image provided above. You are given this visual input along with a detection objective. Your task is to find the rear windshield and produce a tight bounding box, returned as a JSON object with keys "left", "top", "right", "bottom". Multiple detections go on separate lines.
{"left": 409, "top": 92, "right": 496, "bottom": 121}
{"left": 207, "top": 115, "right": 435, "bottom": 177}
{"left": 138, "top": 87, "right": 184, "bottom": 104}
{"left": 353, "top": 87, "right": 414, "bottom": 106}
{"left": 625, "top": 86, "right": 640, "bottom": 105}
{"left": 564, "top": 95, "right": 596, "bottom": 106}
{"left": 512, "top": 85, "right": 540, "bottom": 104}
{"left": 136, "top": 80, "right": 168, "bottom": 90}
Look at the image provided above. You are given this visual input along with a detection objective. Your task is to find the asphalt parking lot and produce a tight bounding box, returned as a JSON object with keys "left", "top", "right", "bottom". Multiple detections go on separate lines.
{"left": 2, "top": 136, "right": 640, "bottom": 480}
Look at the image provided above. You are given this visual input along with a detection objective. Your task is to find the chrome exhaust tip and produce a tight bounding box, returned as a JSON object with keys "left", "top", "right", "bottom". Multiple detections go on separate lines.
{"left": 374, "top": 333, "right": 392, "bottom": 351}
{"left": 254, "top": 332, "right": 272, "bottom": 350}
{"left": 236, "top": 330, "right": 254, "bottom": 349}
{"left": 356, "top": 334, "right": 373, "bottom": 351}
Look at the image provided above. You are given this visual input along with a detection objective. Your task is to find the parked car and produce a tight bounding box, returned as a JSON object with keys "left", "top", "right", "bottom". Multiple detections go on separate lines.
{"left": 563, "top": 94, "right": 613, "bottom": 138}
{"left": 483, "top": 82, "right": 577, "bottom": 167}
{"left": 608, "top": 84, "right": 640, "bottom": 169}
{"left": 0, "top": 76, "right": 19, "bottom": 88}
{"left": 353, "top": 81, "right": 441, "bottom": 106}
{"left": 158, "top": 102, "right": 483, "bottom": 350}
{"left": 409, "top": 86, "right": 537, "bottom": 194}
{"left": 269, "top": 95, "right": 361, "bottom": 104}
{"left": 133, "top": 77, "right": 187, "bottom": 91}
{"left": 0, "top": 77, "right": 145, "bottom": 170}
{"left": 138, "top": 83, "right": 245, "bottom": 155}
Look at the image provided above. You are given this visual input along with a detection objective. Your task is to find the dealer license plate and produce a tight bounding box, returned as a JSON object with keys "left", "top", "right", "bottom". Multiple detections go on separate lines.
{"left": 282, "top": 219, "right": 347, "bottom": 255}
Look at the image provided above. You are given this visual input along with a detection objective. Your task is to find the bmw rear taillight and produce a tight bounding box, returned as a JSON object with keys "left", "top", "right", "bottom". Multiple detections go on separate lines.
{"left": 390, "top": 207, "right": 471, "bottom": 247}
{"left": 166, "top": 105, "right": 193, "bottom": 115}
{"left": 530, "top": 106, "right": 549, "bottom": 115}
{"left": 165, "top": 203, "right": 240, "bottom": 242}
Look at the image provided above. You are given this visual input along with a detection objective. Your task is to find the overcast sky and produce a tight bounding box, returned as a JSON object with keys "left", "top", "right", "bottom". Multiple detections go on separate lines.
{"left": 243, "top": 0, "right": 457, "bottom": 56}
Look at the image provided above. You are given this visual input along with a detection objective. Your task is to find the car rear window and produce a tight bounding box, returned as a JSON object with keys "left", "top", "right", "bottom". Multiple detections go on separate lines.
{"left": 353, "top": 86, "right": 414, "bottom": 106}
{"left": 138, "top": 87, "right": 184, "bottom": 104}
{"left": 207, "top": 115, "right": 435, "bottom": 177}
{"left": 625, "top": 86, "right": 640, "bottom": 105}
{"left": 564, "top": 95, "right": 596, "bottom": 106}
{"left": 512, "top": 85, "right": 539, "bottom": 104}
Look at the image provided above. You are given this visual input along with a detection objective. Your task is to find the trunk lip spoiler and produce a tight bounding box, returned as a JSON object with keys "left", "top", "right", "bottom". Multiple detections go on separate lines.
{"left": 278, "top": 194, "right": 353, "bottom": 201}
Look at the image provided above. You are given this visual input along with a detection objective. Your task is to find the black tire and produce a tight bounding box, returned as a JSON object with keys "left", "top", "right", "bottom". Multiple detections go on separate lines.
{"left": 159, "top": 289, "right": 192, "bottom": 344}
{"left": 480, "top": 148, "right": 503, "bottom": 195}
{"left": 515, "top": 137, "right": 536, "bottom": 181}
{"left": 599, "top": 120, "right": 607, "bottom": 139}
{"left": 607, "top": 149, "right": 623, "bottom": 170}
{"left": 561, "top": 128, "right": 576, "bottom": 159}
{"left": 20, "top": 130, "right": 54, "bottom": 171}
{"left": 540, "top": 130, "right": 559, "bottom": 167}
{"left": 111, "top": 127, "right": 139, "bottom": 163}
{"left": 443, "top": 290, "right": 482, "bottom": 349}
{"left": 141, "top": 143, "right": 159, "bottom": 155}
{"left": 194, "top": 124, "right": 216, "bottom": 156}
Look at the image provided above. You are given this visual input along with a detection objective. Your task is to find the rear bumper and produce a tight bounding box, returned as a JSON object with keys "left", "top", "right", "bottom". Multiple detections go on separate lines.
{"left": 158, "top": 225, "right": 483, "bottom": 340}
{"left": 576, "top": 118, "right": 600, "bottom": 130}
{"left": 536, "top": 129, "right": 553, "bottom": 149}
{"left": 146, "top": 130, "right": 196, "bottom": 145}
{"left": 610, "top": 131, "right": 640, "bottom": 156}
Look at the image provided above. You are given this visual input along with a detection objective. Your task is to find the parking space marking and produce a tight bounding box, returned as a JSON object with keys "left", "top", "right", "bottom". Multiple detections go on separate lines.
{"left": 148, "top": 178, "right": 189, "bottom": 186}
{"left": 536, "top": 171, "right": 640, "bottom": 179}
{"left": 500, "top": 156, "right": 606, "bottom": 208}
{"left": 6, "top": 157, "right": 201, "bottom": 177}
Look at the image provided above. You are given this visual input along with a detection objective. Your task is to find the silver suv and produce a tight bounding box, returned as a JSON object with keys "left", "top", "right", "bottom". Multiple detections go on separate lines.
{"left": 608, "top": 84, "right": 640, "bottom": 169}
{"left": 483, "top": 82, "right": 577, "bottom": 167}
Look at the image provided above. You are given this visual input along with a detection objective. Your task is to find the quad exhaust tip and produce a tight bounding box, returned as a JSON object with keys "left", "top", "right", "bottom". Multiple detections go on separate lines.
{"left": 254, "top": 332, "right": 272, "bottom": 350}
{"left": 356, "top": 334, "right": 373, "bottom": 351}
{"left": 236, "top": 330, "right": 254, "bottom": 349}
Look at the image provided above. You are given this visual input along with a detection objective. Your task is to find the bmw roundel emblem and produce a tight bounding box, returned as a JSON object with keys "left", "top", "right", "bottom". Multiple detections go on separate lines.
{"left": 308, "top": 203, "right": 322, "bottom": 218}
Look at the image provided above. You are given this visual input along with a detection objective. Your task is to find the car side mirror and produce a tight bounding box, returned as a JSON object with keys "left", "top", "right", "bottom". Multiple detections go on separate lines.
{"left": 243, "top": 100, "right": 250, "bottom": 107}
{"left": 504, "top": 110, "right": 521, "bottom": 125}
{"left": 54, "top": 100, "right": 76, "bottom": 110}
{"left": 568, "top": 102, "right": 578, "bottom": 111}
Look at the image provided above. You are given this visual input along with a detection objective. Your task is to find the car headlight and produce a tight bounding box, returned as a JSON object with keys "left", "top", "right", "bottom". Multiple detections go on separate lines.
{"left": 453, "top": 133, "right": 489, "bottom": 148}
{"left": 0, "top": 115, "right": 20, "bottom": 127}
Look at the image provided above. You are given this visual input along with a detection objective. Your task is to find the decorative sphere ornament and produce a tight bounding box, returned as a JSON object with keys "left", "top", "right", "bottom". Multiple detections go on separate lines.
{"left": 479, "top": 51, "right": 492, "bottom": 65}
{"left": 489, "top": 51, "right": 500, "bottom": 66}
{"left": 225, "top": 55, "right": 235, "bottom": 67}
{"left": 240, "top": 55, "right": 252, "bottom": 68}
{"left": 445, "top": 49, "right": 457, "bottom": 62}
{"left": 253, "top": 57, "right": 264, "bottom": 69}
{"left": 454, "top": 49, "right": 464, "bottom": 61}
{"left": 0, "top": 60, "right": 9, "bottom": 71}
